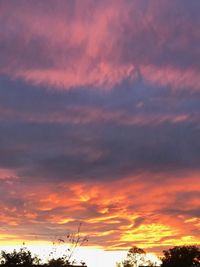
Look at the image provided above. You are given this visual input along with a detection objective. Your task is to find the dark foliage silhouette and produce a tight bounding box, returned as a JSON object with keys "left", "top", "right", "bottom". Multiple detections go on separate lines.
{"left": 0, "top": 247, "right": 40, "bottom": 266}
{"left": 161, "top": 245, "right": 200, "bottom": 267}
{"left": 47, "top": 258, "right": 70, "bottom": 267}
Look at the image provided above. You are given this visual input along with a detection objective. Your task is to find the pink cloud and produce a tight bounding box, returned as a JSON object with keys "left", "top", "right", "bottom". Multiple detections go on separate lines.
{"left": 0, "top": 104, "right": 195, "bottom": 126}
{"left": 0, "top": 0, "right": 199, "bottom": 90}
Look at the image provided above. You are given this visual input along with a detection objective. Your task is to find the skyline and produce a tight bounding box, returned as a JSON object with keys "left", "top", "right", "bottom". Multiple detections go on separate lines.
{"left": 0, "top": 1, "right": 200, "bottom": 266}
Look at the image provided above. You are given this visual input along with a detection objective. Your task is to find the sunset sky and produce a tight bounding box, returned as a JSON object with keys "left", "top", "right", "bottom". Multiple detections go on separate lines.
{"left": 0, "top": 0, "right": 200, "bottom": 266}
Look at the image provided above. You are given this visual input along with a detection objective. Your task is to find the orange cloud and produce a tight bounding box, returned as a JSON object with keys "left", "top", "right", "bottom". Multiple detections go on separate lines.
{"left": 0, "top": 171, "right": 200, "bottom": 252}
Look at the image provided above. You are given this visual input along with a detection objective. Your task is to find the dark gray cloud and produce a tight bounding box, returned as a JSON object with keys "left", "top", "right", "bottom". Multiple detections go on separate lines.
{"left": 0, "top": 75, "right": 200, "bottom": 183}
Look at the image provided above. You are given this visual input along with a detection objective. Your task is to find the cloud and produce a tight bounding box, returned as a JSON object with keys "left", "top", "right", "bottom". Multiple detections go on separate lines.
{"left": 0, "top": 0, "right": 200, "bottom": 253}
{"left": 0, "top": 0, "right": 199, "bottom": 90}
{"left": 0, "top": 173, "right": 200, "bottom": 251}
{"left": 0, "top": 77, "right": 200, "bottom": 183}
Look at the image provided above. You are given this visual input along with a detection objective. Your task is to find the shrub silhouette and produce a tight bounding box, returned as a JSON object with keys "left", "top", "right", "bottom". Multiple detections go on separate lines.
{"left": 47, "top": 258, "right": 70, "bottom": 267}
{"left": 0, "top": 247, "right": 40, "bottom": 266}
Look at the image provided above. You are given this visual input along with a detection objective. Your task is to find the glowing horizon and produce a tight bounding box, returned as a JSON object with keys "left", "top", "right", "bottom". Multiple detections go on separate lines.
{"left": 0, "top": 244, "right": 161, "bottom": 267}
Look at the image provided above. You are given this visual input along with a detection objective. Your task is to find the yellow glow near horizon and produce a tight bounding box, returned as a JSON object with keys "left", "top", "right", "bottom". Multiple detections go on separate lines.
{"left": 0, "top": 244, "right": 161, "bottom": 267}
{"left": 0, "top": 244, "right": 126, "bottom": 267}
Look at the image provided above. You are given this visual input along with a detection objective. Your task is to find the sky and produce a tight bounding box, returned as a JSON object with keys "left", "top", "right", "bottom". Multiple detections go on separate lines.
{"left": 0, "top": 0, "right": 200, "bottom": 266}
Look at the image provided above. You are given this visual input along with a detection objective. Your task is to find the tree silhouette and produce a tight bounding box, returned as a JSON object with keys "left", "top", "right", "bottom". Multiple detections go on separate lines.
{"left": 0, "top": 247, "right": 40, "bottom": 266}
{"left": 120, "top": 246, "right": 147, "bottom": 267}
{"left": 161, "top": 245, "right": 200, "bottom": 267}
{"left": 118, "top": 246, "right": 158, "bottom": 267}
